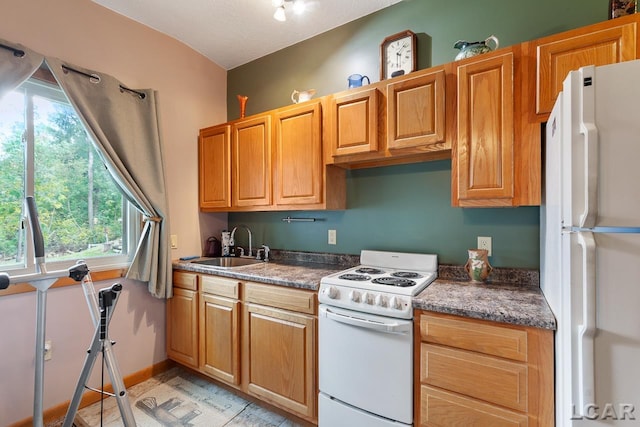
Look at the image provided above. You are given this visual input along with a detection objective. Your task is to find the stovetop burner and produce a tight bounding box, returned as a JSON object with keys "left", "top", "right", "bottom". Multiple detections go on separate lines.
{"left": 338, "top": 273, "right": 371, "bottom": 281}
{"left": 371, "top": 277, "right": 416, "bottom": 287}
{"left": 391, "top": 271, "right": 422, "bottom": 279}
{"left": 355, "top": 267, "right": 385, "bottom": 275}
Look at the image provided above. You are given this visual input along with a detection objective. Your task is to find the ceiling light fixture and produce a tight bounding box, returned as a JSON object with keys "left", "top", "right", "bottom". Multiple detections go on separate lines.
{"left": 272, "top": 0, "right": 305, "bottom": 22}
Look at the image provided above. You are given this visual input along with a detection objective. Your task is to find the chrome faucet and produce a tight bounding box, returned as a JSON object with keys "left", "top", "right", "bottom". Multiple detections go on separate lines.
{"left": 230, "top": 226, "right": 252, "bottom": 258}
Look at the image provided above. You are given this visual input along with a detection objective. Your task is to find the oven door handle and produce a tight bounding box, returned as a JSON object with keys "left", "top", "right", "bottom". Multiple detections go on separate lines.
{"left": 324, "top": 307, "right": 411, "bottom": 334}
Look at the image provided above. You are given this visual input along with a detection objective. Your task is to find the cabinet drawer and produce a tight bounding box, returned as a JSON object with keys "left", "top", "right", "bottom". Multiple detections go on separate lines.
{"left": 421, "top": 344, "right": 527, "bottom": 412}
{"left": 173, "top": 271, "right": 198, "bottom": 290}
{"left": 420, "top": 313, "right": 527, "bottom": 361}
{"left": 420, "top": 385, "right": 528, "bottom": 427}
{"left": 244, "top": 282, "right": 316, "bottom": 315}
{"left": 200, "top": 275, "right": 240, "bottom": 299}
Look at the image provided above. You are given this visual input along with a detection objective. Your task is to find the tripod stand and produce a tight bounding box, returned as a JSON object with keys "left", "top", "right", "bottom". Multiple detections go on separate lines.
{"left": 62, "top": 262, "right": 136, "bottom": 426}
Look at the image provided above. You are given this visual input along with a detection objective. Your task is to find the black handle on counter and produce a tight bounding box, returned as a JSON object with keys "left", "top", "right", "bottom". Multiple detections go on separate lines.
{"left": 26, "top": 196, "right": 45, "bottom": 259}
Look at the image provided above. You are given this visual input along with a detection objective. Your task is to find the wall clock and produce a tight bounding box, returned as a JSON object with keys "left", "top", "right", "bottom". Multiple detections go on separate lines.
{"left": 380, "top": 30, "right": 417, "bottom": 80}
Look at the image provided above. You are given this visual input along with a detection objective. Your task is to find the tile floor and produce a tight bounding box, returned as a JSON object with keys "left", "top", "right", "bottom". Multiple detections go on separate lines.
{"left": 47, "top": 365, "right": 306, "bottom": 426}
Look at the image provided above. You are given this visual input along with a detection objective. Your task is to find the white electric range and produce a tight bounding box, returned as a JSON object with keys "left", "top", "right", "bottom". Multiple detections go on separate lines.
{"left": 318, "top": 250, "right": 438, "bottom": 427}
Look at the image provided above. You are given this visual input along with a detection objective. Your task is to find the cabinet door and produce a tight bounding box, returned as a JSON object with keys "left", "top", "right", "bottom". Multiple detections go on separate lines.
{"left": 387, "top": 69, "right": 446, "bottom": 150}
{"left": 166, "top": 287, "right": 198, "bottom": 368}
{"left": 453, "top": 52, "right": 514, "bottom": 206}
{"left": 199, "top": 125, "right": 231, "bottom": 209}
{"left": 537, "top": 20, "right": 637, "bottom": 114}
{"left": 329, "top": 87, "right": 380, "bottom": 158}
{"left": 232, "top": 114, "right": 272, "bottom": 207}
{"left": 273, "top": 101, "right": 323, "bottom": 206}
{"left": 243, "top": 303, "right": 316, "bottom": 420}
{"left": 199, "top": 293, "right": 240, "bottom": 386}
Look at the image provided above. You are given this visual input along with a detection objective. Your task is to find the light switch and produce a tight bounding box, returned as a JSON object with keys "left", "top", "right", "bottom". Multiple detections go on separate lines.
{"left": 170, "top": 234, "right": 178, "bottom": 249}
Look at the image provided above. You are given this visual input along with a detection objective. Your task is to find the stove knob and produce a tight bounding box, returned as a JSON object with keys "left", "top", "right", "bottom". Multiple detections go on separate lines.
{"left": 374, "top": 294, "right": 387, "bottom": 307}
{"left": 389, "top": 296, "right": 402, "bottom": 310}
{"left": 323, "top": 286, "right": 339, "bottom": 299}
{"left": 362, "top": 292, "right": 373, "bottom": 305}
{"left": 349, "top": 290, "right": 361, "bottom": 303}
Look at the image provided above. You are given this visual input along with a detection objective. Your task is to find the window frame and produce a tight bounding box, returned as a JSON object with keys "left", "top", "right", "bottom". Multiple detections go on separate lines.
{"left": 1, "top": 75, "right": 139, "bottom": 275}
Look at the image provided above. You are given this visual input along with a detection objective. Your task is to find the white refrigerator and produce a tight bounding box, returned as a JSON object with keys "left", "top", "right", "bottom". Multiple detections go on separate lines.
{"left": 542, "top": 60, "right": 640, "bottom": 426}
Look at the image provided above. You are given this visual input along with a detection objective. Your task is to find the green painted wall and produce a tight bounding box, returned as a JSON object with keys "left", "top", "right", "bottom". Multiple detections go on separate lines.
{"left": 225, "top": 0, "right": 607, "bottom": 268}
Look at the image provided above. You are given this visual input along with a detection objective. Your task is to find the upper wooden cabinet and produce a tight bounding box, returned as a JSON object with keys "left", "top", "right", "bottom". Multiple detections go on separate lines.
{"left": 327, "top": 69, "right": 451, "bottom": 168}
{"left": 273, "top": 101, "right": 346, "bottom": 210}
{"left": 328, "top": 87, "right": 381, "bottom": 159}
{"left": 199, "top": 104, "right": 345, "bottom": 212}
{"left": 386, "top": 67, "right": 446, "bottom": 152}
{"left": 199, "top": 124, "right": 231, "bottom": 209}
{"left": 451, "top": 46, "right": 541, "bottom": 207}
{"left": 453, "top": 51, "right": 514, "bottom": 205}
{"left": 232, "top": 114, "right": 272, "bottom": 208}
{"left": 532, "top": 14, "right": 638, "bottom": 117}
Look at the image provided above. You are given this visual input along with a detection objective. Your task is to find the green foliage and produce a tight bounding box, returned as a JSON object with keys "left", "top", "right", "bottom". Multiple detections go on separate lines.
{"left": 0, "top": 93, "right": 124, "bottom": 263}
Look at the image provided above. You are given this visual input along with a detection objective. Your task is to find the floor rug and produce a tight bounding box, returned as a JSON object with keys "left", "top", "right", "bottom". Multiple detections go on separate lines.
{"left": 72, "top": 367, "right": 301, "bottom": 427}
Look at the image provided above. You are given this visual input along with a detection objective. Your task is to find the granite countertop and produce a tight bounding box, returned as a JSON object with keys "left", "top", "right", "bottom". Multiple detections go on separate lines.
{"left": 413, "top": 279, "right": 556, "bottom": 330}
{"left": 173, "top": 251, "right": 556, "bottom": 330}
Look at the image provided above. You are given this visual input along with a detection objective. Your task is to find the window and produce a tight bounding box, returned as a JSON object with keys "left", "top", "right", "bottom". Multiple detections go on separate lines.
{"left": 0, "top": 73, "right": 138, "bottom": 274}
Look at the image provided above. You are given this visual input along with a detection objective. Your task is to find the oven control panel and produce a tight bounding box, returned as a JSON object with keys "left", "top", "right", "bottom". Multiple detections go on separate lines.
{"left": 319, "top": 284, "right": 413, "bottom": 319}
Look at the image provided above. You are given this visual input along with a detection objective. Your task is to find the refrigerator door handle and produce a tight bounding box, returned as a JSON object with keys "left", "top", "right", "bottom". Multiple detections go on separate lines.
{"left": 579, "top": 67, "right": 598, "bottom": 229}
{"left": 576, "top": 231, "right": 596, "bottom": 414}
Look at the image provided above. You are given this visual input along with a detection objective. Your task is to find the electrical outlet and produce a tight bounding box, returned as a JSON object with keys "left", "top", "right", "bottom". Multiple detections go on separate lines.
{"left": 478, "top": 236, "right": 492, "bottom": 256}
{"left": 44, "top": 340, "right": 52, "bottom": 361}
{"left": 328, "top": 229, "right": 337, "bottom": 245}
{"left": 170, "top": 234, "right": 178, "bottom": 249}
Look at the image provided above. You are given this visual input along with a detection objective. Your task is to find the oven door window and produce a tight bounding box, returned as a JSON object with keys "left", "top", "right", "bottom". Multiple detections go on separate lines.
{"left": 318, "top": 305, "right": 413, "bottom": 424}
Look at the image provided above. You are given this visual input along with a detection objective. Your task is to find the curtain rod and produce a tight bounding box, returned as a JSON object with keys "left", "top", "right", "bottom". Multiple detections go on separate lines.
{"left": 61, "top": 64, "right": 146, "bottom": 99}
{"left": 0, "top": 43, "right": 25, "bottom": 58}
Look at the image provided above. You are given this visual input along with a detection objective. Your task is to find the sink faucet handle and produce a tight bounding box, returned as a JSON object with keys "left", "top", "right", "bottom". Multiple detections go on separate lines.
{"left": 261, "top": 245, "right": 270, "bottom": 262}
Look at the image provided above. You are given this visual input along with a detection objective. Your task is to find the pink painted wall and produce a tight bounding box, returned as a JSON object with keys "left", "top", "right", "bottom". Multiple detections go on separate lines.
{"left": 0, "top": 0, "right": 227, "bottom": 423}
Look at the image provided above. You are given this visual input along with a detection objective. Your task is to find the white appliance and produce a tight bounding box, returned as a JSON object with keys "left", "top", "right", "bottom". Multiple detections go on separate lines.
{"left": 318, "top": 250, "right": 437, "bottom": 426}
{"left": 542, "top": 60, "right": 640, "bottom": 426}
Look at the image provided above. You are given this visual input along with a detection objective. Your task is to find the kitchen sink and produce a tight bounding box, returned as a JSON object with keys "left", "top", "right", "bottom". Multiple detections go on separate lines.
{"left": 191, "top": 257, "right": 264, "bottom": 268}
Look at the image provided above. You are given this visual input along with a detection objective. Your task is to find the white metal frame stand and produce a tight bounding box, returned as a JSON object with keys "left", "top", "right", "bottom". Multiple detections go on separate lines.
{"left": 62, "top": 263, "right": 136, "bottom": 426}
{"left": 0, "top": 197, "right": 136, "bottom": 426}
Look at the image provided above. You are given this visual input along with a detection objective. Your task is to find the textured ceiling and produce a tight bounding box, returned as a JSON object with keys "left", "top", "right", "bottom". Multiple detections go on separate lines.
{"left": 92, "top": 0, "right": 403, "bottom": 70}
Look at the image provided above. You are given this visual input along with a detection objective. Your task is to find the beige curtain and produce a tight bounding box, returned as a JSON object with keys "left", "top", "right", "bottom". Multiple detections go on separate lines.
{"left": 0, "top": 38, "right": 44, "bottom": 99}
{"left": 45, "top": 57, "right": 172, "bottom": 298}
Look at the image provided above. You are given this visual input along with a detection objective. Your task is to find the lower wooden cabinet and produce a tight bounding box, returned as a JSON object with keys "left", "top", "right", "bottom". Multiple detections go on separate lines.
{"left": 166, "top": 271, "right": 199, "bottom": 368}
{"left": 243, "top": 302, "right": 316, "bottom": 419}
{"left": 415, "top": 311, "right": 554, "bottom": 427}
{"left": 199, "top": 275, "right": 241, "bottom": 385}
{"left": 167, "top": 272, "right": 318, "bottom": 423}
